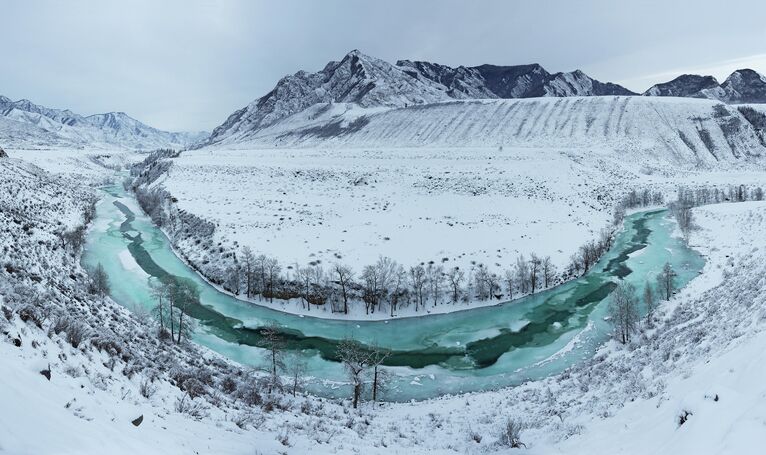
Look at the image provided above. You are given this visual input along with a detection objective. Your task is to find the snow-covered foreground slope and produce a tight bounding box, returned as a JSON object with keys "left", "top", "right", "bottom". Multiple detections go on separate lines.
{"left": 215, "top": 97, "right": 766, "bottom": 166}
{"left": 4, "top": 154, "right": 766, "bottom": 454}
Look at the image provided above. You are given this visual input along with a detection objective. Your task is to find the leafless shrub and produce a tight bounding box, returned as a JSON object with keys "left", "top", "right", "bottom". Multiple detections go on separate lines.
{"left": 139, "top": 378, "right": 157, "bottom": 399}
{"left": 174, "top": 393, "right": 208, "bottom": 420}
{"left": 497, "top": 418, "right": 526, "bottom": 449}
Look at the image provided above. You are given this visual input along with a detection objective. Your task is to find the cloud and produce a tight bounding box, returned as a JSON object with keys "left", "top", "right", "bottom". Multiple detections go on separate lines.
{"left": 1, "top": 0, "right": 765, "bottom": 131}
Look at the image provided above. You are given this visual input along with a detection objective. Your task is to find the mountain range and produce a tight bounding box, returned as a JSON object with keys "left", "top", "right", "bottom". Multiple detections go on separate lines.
{"left": 207, "top": 50, "right": 766, "bottom": 145}
{"left": 3, "top": 49, "right": 766, "bottom": 150}
{"left": 0, "top": 96, "right": 207, "bottom": 150}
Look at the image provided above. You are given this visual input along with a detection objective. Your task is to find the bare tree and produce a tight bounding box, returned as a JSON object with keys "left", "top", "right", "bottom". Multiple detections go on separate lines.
{"left": 285, "top": 354, "right": 307, "bottom": 397}
{"left": 224, "top": 264, "right": 241, "bottom": 295}
{"left": 264, "top": 258, "right": 281, "bottom": 302}
{"left": 608, "top": 281, "right": 639, "bottom": 344}
{"left": 643, "top": 281, "right": 655, "bottom": 328}
{"left": 58, "top": 225, "right": 87, "bottom": 252}
{"left": 173, "top": 279, "right": 199, "bottom": 344}
{"left": 261, "top": 322, "right": 285, "bottom": 393}
{"left": 657, "top": 262, "right": 676, "bottom": 301}
{"left": 529, "top": 254, "right": 542, "bottom": 294}
{"left": 474, "top": 264, "right": 489, "bottom": 300}
{"left": 427, "top": 264, "right": 445, "bottom": 306}
{"left": 485, "top": 272, "right": 500, "bottom": 299}
{"left": 149, "top": 279, "right": 171, "bottom": 340}
{"left": 255, "top": 254, "right": 268, "bottom": 300}
{"left": 388, "top": 264, "right": 406, "bottom": 317}
{"left": 241, "top": 246, "right": 255, "bottom": 298}
{"left": 295, "top": 264, "right": 312, "bottom": 310}
{"left": 409, "top": 265, "right": 427, "bottom": 311}
{"left": 361, "top": 264, "right": 382, "bottom": 314}
{"left": 672, "top": 204, "right": 695, "bottom": 241}
{"left": 309, "top": 264, "right": 327, "bottom": 306}
{"left": 369, "top": 344, "right": 391, "bottom": 406}
{"left": 333, "top": 263, "right": 354, "bottom": 314}
{"left": 374, "top": 257, "right": 399, "bottom": 313}
{"left": 88, "top": 262, "right": 110, "bottom": 297}
{"left": 447, "top": 267, "right": 465, "bottom": 304}
{"left": 541, "top": 256, "right": 556, "bottom": 289}
{"left": 515, "top": 256, "right": 529, "bottom": 294}
{"left": 337, "top": 338, "right": 370, "bottom": 409}
{"left": 503, "top": 268, "right": 514, "bottom": 300}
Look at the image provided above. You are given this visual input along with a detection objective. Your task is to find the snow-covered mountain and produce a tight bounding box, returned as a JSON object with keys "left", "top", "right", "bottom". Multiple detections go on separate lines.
{"left": 644, "top": 69, "right": 766, "bottom": 103}
{"left": 206, "top": 95, "right": 766, "bottom": 167}
{"left": 207, "top": 50, "right": 766, "bottom": 146}
{"left": 0, "top": 95, "right": 208, "bottom": 150}
{"left": 397, "top": 61, "right": 635, "bottom": 98}
{"left": 206, "top": 50, "right": 636, "bottom": 144}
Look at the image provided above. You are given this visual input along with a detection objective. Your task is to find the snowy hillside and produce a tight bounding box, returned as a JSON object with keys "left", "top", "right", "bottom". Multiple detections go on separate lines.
{"left": 5, "top": 152, "right": 766, "bottom": 453}
{"left": 209, "top": 96, "right": 766, "bottom": 165}
{"left": 206, "top": 50, "right": 636, "bottom": 145}
{"left": 0, "top": 95, "right": 207, "bottom": 150}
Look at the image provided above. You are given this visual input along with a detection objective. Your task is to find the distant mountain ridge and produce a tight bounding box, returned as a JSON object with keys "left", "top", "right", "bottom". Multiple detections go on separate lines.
{"left": 0, "top": 95, "right": 207, "bottom": 150}
{"left": 207, "top": 50, "right": 766, "bottom": 145}
{"left": 643, "top": 69, "right": 766, "bottom": 103}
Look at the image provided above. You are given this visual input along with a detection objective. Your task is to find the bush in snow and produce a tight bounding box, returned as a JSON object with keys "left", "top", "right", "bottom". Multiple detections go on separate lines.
{"left": 497, "top": 418, "right": 526, "bottom": 449}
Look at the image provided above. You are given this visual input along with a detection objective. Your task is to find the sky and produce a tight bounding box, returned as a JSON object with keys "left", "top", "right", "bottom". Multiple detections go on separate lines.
{"left": 2, "top": 0, "right": 765, "bottom": 132}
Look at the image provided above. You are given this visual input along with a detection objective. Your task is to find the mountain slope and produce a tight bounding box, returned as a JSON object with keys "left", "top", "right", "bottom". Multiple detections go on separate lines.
{"left": 207, "top": 50, "right": 636, "bottom": 145}
{"left": 209, "top": 50, "right": 450, "bottom": 142}
{"left": 399, "top": 61, "right": 636, "bottom": 98}
{"left": 215, "top": 96, "right": 766, "bottom": 166}
{"left": 0, "top": 96, "right": 207, "bottom": 149}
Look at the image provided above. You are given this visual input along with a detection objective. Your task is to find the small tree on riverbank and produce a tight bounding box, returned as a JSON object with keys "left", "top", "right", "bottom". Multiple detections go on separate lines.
{"left": 608, "top": 281, "right": 639, "bottom": 344}
{"left": 173, "top": 279, "right": 199, "bottom": 344}
{"left": 88, "top": 263, "right": 110, "bottom": 297}
{"left": 150, "top": 279, "right": 172, "bottom": 340}
{"left": 369, "top": 344, "right": 390, "bottom": 406}
{"left": 261, "top": 322, "right": 285, "bottom": 393}
{"left": 657, "top": 262, "right": 677, "bottom": 301}
{"left": 337, "top": 338, "right": 370, "bottom": 409}
{"left": 643, "top": 282, "right": 656, "bottom": 328}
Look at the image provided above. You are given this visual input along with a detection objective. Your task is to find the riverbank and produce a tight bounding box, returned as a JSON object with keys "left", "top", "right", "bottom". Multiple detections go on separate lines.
{"left": 84, "top": 179, "right": 705, "bottom": 400}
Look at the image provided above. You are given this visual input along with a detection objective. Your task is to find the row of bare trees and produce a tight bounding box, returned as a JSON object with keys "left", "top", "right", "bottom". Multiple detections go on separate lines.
{"left": 567, "top": 228, "right": 614, "bottom": 278}
{"left": 222, "top": 249, "right": 575, "bottom": 317}
{"left": 255, "top": 322, "right": 389, "bottom": 407}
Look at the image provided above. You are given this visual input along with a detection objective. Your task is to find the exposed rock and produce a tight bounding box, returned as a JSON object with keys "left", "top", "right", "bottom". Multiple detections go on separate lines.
{"left": 131, "top": 415, "right": 144, "bottom": 427}
{"left": 40, "top": 365, "right": 51, "bottom": 381}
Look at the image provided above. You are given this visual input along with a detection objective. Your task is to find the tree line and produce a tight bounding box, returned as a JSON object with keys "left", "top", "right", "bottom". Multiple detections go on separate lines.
{"left": 217, "top": 241, "right": 625, "bottom": 317}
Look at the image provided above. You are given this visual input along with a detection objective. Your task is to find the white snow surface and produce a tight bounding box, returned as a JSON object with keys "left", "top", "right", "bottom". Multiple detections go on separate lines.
{"left": 4, "top": 158, "right": 766, "bottom": 454}
{"left": 211, "top": 96, "right": 766, "bottom": 167}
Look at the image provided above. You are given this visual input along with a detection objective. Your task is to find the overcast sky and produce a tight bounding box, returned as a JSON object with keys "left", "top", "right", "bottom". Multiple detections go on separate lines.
{"left": 2, "top": 0, "right": 765, "bottom": 132}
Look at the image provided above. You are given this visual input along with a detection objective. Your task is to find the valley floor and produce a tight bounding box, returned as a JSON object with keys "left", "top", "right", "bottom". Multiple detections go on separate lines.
{"left": 3, "top": 151, "right": 766, "bottom": 454}
{"left": 150, "top": 146, "right": 766, "bottom": 320}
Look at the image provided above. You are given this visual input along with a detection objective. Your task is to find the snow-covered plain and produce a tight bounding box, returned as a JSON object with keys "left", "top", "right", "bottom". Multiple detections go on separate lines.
{"left": 159, "top": 146, "right": 614, "bottom": 274}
